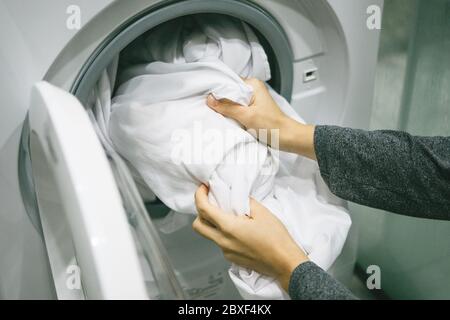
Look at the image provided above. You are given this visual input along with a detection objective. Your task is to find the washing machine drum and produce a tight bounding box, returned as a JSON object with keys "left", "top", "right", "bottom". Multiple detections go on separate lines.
{"left": 20, "top": 0, "right": 294, "bottom": 300}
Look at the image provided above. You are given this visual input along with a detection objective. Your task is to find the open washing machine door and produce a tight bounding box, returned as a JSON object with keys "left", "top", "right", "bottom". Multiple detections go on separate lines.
{"left": 26, "top": 81, "right": 185, "bottom": 299}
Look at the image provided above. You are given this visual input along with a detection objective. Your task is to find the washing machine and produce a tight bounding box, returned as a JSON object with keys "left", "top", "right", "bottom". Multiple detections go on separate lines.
{"left": 0, "top": 0, "right": 382, "bottom": 299}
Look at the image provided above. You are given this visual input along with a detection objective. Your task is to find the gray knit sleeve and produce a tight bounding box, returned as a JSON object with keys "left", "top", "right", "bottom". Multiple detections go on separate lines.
{"left": 288, "top": 262, "right": 357, "bottom": 300}
{"left": 314, "top": 126, "right": 450, "bottom": 220}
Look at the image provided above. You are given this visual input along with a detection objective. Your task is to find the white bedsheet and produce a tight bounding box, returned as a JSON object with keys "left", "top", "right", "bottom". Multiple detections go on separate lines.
{"left": 91, "top": 15, "right": 351, "bottom": 300}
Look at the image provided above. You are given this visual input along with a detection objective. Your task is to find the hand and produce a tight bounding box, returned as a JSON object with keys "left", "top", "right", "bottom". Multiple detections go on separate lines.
{"left": 207, "top": 78, "right": 317, "bottom": 159}
{"left": 193, "top": 184, "right": 309, "bottom": 291}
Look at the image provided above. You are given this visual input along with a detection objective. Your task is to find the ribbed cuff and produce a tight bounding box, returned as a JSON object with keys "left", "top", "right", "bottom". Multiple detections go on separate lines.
{"left": 288, "top": 261, "right": 357, "bottom": 300}
{"left": 288, "top": 261, "right": 318, "bottom": 300}
{"left": 313, "top": 125, "right": 338, "bottom": 177}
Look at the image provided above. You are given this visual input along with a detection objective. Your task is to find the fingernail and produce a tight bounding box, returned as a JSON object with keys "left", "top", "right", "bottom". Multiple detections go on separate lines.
{"left": 207, "top": 94, "right": 218, "bottom": 107}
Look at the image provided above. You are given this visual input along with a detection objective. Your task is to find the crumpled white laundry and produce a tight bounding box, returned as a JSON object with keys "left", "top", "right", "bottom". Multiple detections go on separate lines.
{"left": 93, "top": 15, "right": 352, "bottom": 300}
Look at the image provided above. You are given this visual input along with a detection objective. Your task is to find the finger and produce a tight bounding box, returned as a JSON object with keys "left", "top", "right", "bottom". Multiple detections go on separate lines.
{"left": 206, "top": 95, "right": 247, "bottom": 119}
{"left": 192, "top": 217, "right": 223, "bottom": 243}
{"left": 243, "top": 78, "right": 266, "bottom": 104}
{"left": 195, "top": 184, "right": 231, "bottom": 229}
{"left": 236, "top": 78, "right": 256, "bottom": 105}
{"left": 249, "top": 198, "right": 272, "bottom": 219}
{"left": 207, "top": 95, "right": 241, "bottom": 113}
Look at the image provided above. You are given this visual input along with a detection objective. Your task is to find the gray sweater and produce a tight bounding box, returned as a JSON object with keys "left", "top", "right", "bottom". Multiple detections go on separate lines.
{"left": 288, "top": 125, "right": 450, "bottom": 300}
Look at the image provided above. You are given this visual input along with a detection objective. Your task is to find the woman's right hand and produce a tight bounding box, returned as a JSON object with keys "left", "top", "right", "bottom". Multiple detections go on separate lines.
{"left": 207, "top": 78, "right": 317, "bottom": 159}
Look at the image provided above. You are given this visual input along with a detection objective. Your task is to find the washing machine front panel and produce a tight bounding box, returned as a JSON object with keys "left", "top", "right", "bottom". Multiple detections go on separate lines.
{"left": 0, "top": 0, "right": 116, "bottom": 148}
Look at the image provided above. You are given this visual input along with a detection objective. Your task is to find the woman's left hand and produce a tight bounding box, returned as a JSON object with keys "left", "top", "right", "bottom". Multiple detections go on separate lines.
{"left": 193, "top": 184, "right": 309, "bottom": 291}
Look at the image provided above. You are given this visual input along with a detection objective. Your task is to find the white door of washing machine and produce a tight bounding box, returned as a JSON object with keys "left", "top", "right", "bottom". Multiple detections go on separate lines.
{"left": 27, "top": 81, "right": 187, "bottom": 300}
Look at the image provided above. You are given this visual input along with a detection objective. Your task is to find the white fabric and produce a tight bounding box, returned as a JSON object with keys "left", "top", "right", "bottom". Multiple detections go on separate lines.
{"left": 92, "top": 15, "right": 351, "bottom": 300}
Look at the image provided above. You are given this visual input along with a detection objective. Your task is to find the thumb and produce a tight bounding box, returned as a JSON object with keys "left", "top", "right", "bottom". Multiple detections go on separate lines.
{"left": 207, "top": 94, "right": 246, "bottom": 121}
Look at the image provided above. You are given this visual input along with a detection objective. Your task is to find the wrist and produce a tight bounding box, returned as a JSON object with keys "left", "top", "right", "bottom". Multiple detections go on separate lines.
{"left": 281, "top": 119, "right": 316, "bottom": 160}
{"left": 276, "top": 246, "right": 309, "bottom": 292}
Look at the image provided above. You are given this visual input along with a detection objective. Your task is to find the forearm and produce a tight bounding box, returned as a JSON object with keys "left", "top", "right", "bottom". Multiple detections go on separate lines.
{"left": 314, "top": 125, "right": 450, "bottom": 220}
{"left": 288, "top": 262, "right": 357, "bottom": 300}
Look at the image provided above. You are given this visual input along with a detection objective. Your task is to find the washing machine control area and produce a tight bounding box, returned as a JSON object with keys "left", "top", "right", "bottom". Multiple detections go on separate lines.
{"left": 0, "top": 0, "right": 382, "bottom": 300}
